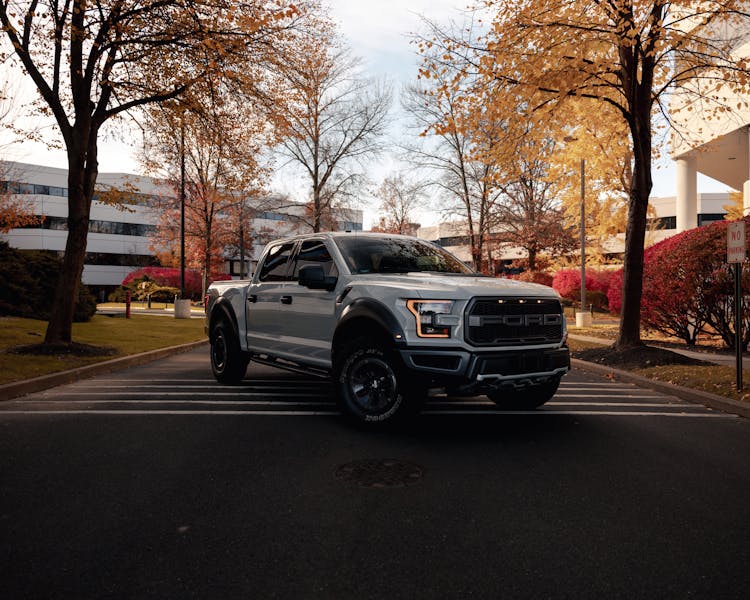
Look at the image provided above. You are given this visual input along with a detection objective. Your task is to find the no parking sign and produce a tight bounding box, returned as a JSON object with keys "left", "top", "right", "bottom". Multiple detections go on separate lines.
{"left": 728, "top": 221, "right": 746, "bottom": 263}
{"left": 727, "top": 221, "right": 745, "bottom": 390}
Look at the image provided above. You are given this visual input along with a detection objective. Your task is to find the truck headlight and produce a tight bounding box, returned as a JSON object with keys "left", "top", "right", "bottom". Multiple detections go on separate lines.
{"left": 406, "top": 300, "right": 457, "bottom": 338}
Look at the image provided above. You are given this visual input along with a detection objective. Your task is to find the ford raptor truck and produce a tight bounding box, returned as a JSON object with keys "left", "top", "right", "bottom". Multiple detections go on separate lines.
{"left": 204, "top": 232, "right": 570, "bottom": 425}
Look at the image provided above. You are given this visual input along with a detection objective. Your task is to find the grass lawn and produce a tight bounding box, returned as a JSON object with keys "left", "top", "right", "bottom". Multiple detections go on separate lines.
{"left": 0, "top": 314, "right": 206, "bottom": 385}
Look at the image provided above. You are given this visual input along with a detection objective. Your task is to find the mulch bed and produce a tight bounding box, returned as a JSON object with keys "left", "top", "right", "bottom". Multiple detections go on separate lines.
{"left": 572, "top": 345, "right": 714, "bottom": 369}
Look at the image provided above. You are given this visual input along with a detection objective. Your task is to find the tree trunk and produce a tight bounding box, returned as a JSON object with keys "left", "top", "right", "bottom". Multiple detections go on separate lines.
{"left": 44, "top": 137, "right": 97, "bottom": 344}
{"left": 528, "top": 247, "right": 537, "bottom": 272}
{"left": 615, "top": 114, "right": 652, "bottom": 349}
{"left": 313, "top": 185, "right": 321, "bottom": 233}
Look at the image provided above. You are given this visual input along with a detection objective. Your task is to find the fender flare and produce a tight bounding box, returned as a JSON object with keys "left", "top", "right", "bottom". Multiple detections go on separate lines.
{"left": 208, "top": 297, "right": 239, "bottom": 339}
{"left": 334, "top": 298, "right": 406, "bottom": 349}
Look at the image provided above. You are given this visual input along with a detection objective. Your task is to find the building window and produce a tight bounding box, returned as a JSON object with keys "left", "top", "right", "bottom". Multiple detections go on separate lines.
{"left": 14, "top": 216, "right": 155, "bottom": 236}
{"left": 698, "top": 213, "right": 725, "bottom": 226}
{"left": 84, "top": 252, "right": 158, "bottom": 267}
{"left": 650, "top": 216, "right": 676, "bottom": 230}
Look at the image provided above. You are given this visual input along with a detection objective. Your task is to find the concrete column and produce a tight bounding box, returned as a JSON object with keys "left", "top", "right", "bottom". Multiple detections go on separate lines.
{"left": 675, "top": 156, "right": 698, "bottom": 232}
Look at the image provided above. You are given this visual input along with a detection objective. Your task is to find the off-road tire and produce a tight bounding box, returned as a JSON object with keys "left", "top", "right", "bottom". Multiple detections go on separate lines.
{"left": 210, "top": 321, "right": 249, "bottom": 384}
{"left": 486, "top": 376, "right": 561, "bottom": 410}
{"left": 334, "top": 336, "right": 426, "bottom": 426}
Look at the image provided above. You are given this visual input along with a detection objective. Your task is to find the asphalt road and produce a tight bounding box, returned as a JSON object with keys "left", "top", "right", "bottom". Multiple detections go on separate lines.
{"left": 1, "top": 347, "right": 749, "bottom": 599}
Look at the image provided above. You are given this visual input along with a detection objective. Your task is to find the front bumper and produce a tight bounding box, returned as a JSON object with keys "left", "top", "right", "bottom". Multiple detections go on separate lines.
{"left": 398, "top": 346, "right": 570, "bottom": 393}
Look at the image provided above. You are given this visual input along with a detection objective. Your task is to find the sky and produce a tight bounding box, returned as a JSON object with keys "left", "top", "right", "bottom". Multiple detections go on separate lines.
{"left": 2, "top": 0, "right": 731, "bottom": 228}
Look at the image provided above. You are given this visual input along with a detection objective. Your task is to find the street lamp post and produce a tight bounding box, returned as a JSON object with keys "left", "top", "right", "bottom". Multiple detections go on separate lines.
{"left": 579, "top": 157, "right": 586, "bottom": 312}
{"left": 563, "top": 136, "right": 591, "bottom": 327}
{"left": 174, "top": 111, "right": 191, "bottom": 319}
{"left": 575, "top": 156, "right": 592, "bottom": 328}
{"left": 180, "top": 116, "right": 186, "bottom": 300}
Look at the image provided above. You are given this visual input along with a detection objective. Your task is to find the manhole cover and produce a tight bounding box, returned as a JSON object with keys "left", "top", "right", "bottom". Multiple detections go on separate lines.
{"left": 335, "top": 459, "right": 424, "bottom": 488}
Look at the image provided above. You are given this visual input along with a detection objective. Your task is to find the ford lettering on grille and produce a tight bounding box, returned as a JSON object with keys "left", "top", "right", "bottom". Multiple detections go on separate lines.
{"left": 466, "top": 298, "right": 564, "bottom": 346}
{"left": 468, "top": 314, "right": 562, "bottom": 327}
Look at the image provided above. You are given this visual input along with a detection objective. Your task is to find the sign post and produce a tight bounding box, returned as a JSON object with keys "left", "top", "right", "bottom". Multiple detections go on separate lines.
{"left": 727, "top": 222, "right": 745, "bottom": 391}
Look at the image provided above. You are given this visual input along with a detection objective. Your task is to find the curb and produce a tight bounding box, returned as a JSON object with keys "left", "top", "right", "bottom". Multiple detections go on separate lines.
{"left": 571, "top": 357, "right": 750, "bottom": 419}
{"left": 0, "top": 339, "right": 208, "bottom": 401}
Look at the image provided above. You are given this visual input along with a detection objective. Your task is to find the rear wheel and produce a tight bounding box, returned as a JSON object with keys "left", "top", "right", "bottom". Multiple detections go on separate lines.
{"left": 334, "top": 336, "right": 426, "bottom": 426}
{"left": 210, "top": 321, "right": 249, "bottom": 384}
{"left": 487, "top": 377, "right": 561, "bottom": 410}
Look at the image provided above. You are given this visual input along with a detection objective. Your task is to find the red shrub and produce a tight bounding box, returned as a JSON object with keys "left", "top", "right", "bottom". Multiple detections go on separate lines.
{"left": 587, "top": 269, "right": 613, "bottom": 294}
{"left": 639, "top": 217, "right": 750, "bottom": 348}
{"left": 508, "top": 271, "right": 554, "bottom": 287}
{"left": 122, "top": 267, "right": 230, "bottom": 299}
{"left": 552, "top": 269, "right": 584, "bottom": 299}
{"left": 606, "top": 269, "right": 623, "bottom": 315}
{"left": 552, "top": 268, "right": 612, "bottom": 300}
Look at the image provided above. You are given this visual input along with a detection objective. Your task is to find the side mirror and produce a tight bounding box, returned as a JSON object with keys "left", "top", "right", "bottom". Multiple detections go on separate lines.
{"left": 298, "top": 264, "right": 337, "bottom": 291}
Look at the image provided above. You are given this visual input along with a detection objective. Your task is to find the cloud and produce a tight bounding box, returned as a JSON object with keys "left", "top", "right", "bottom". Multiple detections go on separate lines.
{"left": 326, "top": 0, "right": 469, "bottom": 80}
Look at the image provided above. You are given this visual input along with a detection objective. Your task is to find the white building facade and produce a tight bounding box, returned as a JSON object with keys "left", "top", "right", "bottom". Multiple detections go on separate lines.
{"left": 671, "top": 17, "right": 750, "bottom": 229}
{"left": 1, "top": 161, "right": 363, "bottom": 292}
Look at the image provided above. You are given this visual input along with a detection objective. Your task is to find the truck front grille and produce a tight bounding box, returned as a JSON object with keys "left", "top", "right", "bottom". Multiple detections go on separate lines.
{"left": 465, "top": 297, "right": 564, "bottom": 346}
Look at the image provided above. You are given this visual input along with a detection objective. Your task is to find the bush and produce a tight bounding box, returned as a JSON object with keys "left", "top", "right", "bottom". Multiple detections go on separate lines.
{"left": 640, "top": 217, "right": 750, "bottom": 349}
{"left": 552, "top": 268, "right": 613, "bottom": 303}
{"left": 508, "top": 270, "right": 554, "bottom": 287}
{"left": 606, "top": 269, "right": 623, "bottom": 315}
{"left": 74, "top": 284, "right": 98, "bottom": 322}
{"left": 588, "top": 269, "right": 614, "bottom": 294}
{"left": 573, "top": 289, "right": 608, "bottom": 311}
{"left": 0, "top": 242, "right": 97, "bottom": 322}
{"left": 121, "top": 266, "right": 230, "bottom": 300}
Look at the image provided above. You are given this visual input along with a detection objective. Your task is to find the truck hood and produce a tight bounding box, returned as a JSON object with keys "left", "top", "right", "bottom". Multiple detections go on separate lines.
{"left": 349, "top": 272, "right": 560, "bottom": 299}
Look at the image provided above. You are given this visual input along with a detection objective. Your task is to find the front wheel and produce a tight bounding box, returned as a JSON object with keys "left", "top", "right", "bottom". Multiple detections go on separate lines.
{"left": 334, "top": 337, "right": 425, "bottom": 426}
{"left": 210, "top": 321, "right": 249, "bottom": 384}
{"left": 487, "top": 377, "right": 561, "bottom": 410}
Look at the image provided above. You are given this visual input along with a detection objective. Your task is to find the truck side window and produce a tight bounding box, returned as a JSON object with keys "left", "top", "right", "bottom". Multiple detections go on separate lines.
{"left": 292, "top": 240, "right": 338, "bottom": 280}
{"left": 257, "top": 242, "right": 295, "bottom": 282}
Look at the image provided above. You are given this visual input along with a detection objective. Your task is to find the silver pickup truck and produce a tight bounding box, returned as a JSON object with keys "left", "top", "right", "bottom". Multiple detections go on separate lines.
{"left": 205, "top": 232, "right": 570, "bottom": 425}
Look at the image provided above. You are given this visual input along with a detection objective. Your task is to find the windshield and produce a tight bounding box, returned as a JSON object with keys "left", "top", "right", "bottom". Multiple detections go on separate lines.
{"left": 334, "top": 237, "right": 474, "bottom": 275}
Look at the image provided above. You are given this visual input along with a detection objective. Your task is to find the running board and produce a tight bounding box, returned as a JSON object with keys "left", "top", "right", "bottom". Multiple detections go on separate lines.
{"left": 250, "top": 353, "right": 331, "bottom": 379}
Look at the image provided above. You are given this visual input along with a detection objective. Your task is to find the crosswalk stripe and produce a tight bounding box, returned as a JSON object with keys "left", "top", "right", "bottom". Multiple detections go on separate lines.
{"left": 3, "top": 372, "right": 735, "bottom": 418}
{"left": 0, "top": 409, "right": 735, "bottom": 418}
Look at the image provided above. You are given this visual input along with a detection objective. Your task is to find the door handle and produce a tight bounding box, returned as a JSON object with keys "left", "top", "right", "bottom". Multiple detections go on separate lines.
{"left": 280, "top": 295, "right": 293, "bottom": 305}
{"left": 247, "top": 294, "right": 257, "bottom": 303}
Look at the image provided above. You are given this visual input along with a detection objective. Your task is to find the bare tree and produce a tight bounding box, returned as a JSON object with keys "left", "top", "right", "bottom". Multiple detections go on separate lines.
{"left": 371, "top": 174, "right": 424, "bottom": 235}
{"left": 492, "top": 137, "right": 577, "bottom": 271}
{"left": 276, "top": 39, "right": 391, "bottom": 232}
{"left": 401, "top": 77, "right": 506, "bottom": 271}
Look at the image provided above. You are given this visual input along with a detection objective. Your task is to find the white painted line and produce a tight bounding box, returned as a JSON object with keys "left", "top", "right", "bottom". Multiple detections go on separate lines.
{"left": 75, "top": 379, "right": 319, "bottom": 385}
{"left": 0, "top": 409, "right": 737, "bottom": 418}
{"left": 10, "top": 399, "right": 336, "bottom": 406}
{"left": 6, "top": 400, "right": 692, "bottom": 409}
{"left": 547, "top": 402, "right": 693, "bottom": 407}
{"left": 65, "top": 384, "right": 331, "bottom": 390}
{"left": 554, "top": 394, "right": 665, "bottom": 399}
{"left": 36, "top": 391, "right": 330, "bottom": 398}
{"left": 429, "top": 401, "right": 692, "bottom": 408}
{"left": 560, "top": 383, "right": 639, "bottom": 388}
{"left": 0, "top": 410, "right": 339, "bottom": 416}
{"left": 423, "top": 410, "right": 738, "bottom": 418}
